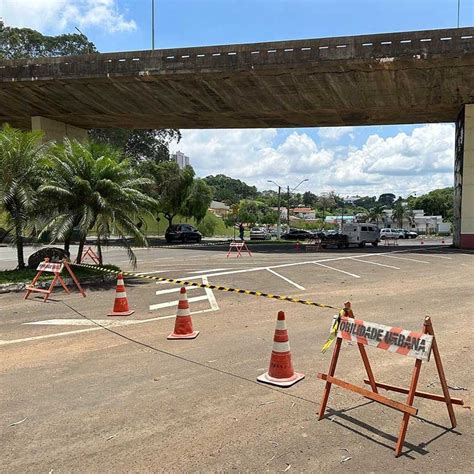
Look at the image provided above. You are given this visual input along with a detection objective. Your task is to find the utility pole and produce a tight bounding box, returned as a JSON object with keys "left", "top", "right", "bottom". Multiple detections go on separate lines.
{"left": 151, "top": 0, "right": 155, "bottom": 50}
{"left": 287, "top": 185, "right": 291, "bottom": 227}
{"left": 457, "top": 0, "right": 461, "bottom": 28}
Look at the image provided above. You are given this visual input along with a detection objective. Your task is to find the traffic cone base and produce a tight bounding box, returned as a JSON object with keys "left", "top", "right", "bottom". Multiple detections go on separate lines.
{"left": 108, "top": 309, "right": 135, "bottom": 317}
{"left": 257, "top": 371, "right": 305, "bottom": 387}
{"left": 167, "top": 330, "right": 200, "bottom": 340}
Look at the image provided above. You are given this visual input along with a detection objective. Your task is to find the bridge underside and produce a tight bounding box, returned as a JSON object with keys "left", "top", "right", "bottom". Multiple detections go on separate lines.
{"left": 0, "top": 28, "right": 473, "bottom": 130}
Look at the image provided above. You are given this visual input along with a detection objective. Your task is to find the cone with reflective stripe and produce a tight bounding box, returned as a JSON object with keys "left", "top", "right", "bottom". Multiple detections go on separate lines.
{"left": 108, "top": 273, "right": 134, "bottom": 316}
{"left": 167, "top": 287, "right": 199, "bottom": 339}
{"left": 257, "top": 311, "right": 304, "bottom": 387}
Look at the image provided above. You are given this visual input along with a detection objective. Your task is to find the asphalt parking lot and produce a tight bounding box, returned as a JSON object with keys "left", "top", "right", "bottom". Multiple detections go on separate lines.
{"left": 1, "top": 242, "right": 473, "bottom": 472}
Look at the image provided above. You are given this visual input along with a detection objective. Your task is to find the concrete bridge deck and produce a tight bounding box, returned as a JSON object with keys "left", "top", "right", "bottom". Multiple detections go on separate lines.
{"left": 1, "top": 27, "right": 473, "bottom": 130}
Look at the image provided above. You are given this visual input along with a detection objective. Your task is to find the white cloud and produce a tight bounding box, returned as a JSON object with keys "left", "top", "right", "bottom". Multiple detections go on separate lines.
{"left": 318, "top": 126, "right": 355, "bottom": 141}
{"left": 173, "top": 123, "right": 455, "bottom": 198}
{"left": 0, "top": 0, "right": 136, "bottom": 34}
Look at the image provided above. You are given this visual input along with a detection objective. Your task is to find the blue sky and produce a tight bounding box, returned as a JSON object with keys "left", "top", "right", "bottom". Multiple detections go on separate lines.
{"left": 1, "top": 0, "right": 473, "bottom": 197}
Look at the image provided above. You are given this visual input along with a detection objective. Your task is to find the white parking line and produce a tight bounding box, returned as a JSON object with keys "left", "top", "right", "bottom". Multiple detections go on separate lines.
{"left": 313, "top": 262, "right": 361, "bottom": 278}
{"left": 2, "top": 308, "right": 217, "bottom": 346}
{"left": 414, "top": 253, "right": 452, "bottom": 260}
{"left": 149, "top": 295, "right": 209, "bottom": 311}
{"left": 350, "top": 258, "right": 400, "bottom": 270}
{"left": 266, "top": 268, "right": 305, "bottom": 290}
{"left": 202, "top": 276, "right": 219, "bottom": 311}
{"left": 379, "top": 254, "right": 430, "bottom": 264}
{"left": 189, "top": 268, "right": 232, "bottom": 274}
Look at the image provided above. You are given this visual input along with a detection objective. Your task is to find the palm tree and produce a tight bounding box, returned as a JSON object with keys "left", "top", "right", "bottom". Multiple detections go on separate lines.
{"left": 368, "top": 204, "right": 385, "bottom": 226}
{"left": 0, "top": 125, "right": 46, "bottom": 268}
{"left": 39, "top": 139, "right": 157, "bottom": 267}
{"left": 392, "top": 203, "right": 406, "bottom": 228}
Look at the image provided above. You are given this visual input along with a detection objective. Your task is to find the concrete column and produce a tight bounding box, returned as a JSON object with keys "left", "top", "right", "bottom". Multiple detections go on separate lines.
{"left": 31, "top": 116, "right": 88, "bottom": 142}
{"left": 454, "top": 104, "right": 474, "bottom": 249}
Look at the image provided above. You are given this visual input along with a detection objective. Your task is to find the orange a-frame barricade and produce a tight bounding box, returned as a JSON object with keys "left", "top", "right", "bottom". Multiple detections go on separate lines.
{"left": 80, "top": 246, "right": 100, "bottom": 264}
{"left": 317, "top": 303, "right": 464, "bottom": 457}
{"left": 226, "top": 240, "right": 252, "bottom": 258}
{"left": 24, "top": 258, "right": 86, "bottom": 302}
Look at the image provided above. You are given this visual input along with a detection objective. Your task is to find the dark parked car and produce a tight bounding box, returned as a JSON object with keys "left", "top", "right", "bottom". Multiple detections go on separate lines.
{"left": 165, "top": 224, "right": 202, "bottom": 243}
{"left": 281, "top": 228, "right": 316, "bottom": 240}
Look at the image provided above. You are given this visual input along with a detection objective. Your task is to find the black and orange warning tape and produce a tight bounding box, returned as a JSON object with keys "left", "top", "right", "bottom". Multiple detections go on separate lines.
{"left": 71, "top": 262, "right": 338, "bottom": 310}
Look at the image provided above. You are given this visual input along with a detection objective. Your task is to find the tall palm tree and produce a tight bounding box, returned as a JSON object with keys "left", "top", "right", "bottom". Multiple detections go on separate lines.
{"left": 0, "top": 125, "right": 46, "bottom": 268}
{"left": 368, "top": 204, "right": 385, "bottom": 226}
{"left": 392, "top": 203, "right": 406, "bottom": 228}
{"left": 39, "top": 139, "right": 157, "bottom": 267}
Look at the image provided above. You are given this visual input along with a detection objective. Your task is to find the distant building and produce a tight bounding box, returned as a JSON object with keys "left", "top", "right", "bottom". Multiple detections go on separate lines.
{"left": 382, "top": 209, "right": 450, "bottom": 233}
{"left": 209, "top": 200, "right": 230, "bottom": 217}
{"left": 290, "top": 207, "right": 316, "bottom": 219}
{"left": 171, "top": 151, "right": 190, "bottom": 169}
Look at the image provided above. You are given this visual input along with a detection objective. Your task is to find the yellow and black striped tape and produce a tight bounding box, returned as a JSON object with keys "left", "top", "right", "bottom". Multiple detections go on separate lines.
{"left": 72, "top": 262, "right": 338, "bottom": 310}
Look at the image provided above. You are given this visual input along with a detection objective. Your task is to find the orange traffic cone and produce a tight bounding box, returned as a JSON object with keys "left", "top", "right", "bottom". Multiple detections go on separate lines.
{"left": 257, "top": 311, "right": 304, "bottom": 387}
{"left": 108, "top": 273, "right": 134, "bottom": 316}
{"left": 167, "top": 287, "right": 199, "bottom": 339}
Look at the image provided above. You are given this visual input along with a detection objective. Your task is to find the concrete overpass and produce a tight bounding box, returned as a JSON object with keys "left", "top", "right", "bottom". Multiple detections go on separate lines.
{"left": 0, "top": 27, "right": 473, "bottom": 248}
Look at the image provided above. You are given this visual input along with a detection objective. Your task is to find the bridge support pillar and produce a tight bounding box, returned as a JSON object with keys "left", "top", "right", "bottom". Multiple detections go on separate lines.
{"left": 31, "top": 116, "right": 88, "bottom": 142}
{"left": 454, "top": 104, "right": 474, "bottom": 249}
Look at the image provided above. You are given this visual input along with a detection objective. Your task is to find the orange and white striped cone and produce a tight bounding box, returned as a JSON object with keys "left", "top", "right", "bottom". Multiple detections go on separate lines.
{"left": 108, "top": 273, "right": 134, "bottom": 316}
{"left": 257, "top": 311, "right": 304, "bottom": 387}
{"left": 167, "top": 287, "right": 199, "bottom": 339}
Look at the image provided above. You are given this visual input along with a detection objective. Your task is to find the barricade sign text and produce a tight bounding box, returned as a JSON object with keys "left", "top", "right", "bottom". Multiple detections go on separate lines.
{"left": 337, "top": 317, "right": 433, "bottom": 361}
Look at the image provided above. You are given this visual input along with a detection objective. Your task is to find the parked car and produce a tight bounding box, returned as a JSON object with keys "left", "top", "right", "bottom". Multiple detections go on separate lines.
{"left": 281, "top": 228, "right": 316, "bottom": 240}
{"left": 165, "top": 224, "right": 202, "bottom": 243}
{"left": 249, "top": 227, "right": 271, "bottom": 240}
{"left": 393, "top": 228, "right": 406, "bottom": 239}
{"left": 379, "top": 228, "right": 400, "bottom": 240}
{"left": 402, "top": 229, "right": 418, "bottom": 239}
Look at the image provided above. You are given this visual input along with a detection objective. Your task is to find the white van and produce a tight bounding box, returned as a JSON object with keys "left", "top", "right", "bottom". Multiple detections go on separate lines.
{"left": 342, "top": 223, "right": 380, "bottom": 248}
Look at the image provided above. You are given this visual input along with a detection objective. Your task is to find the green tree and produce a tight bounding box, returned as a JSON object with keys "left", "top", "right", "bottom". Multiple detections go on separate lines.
{"left": 302, "top": 191, "right": 317, "bottom": 207}
{"left": 0, "top": 125, "right": 46, "bottom": 268}
{"left": 39, "top": 139, "right": 156, "bottom": 266}
{"left": 316, "top": 192, "right": 337, "bottom": 218}
{"left": 204, "top": 175, "right": 258, "bottom": 205}
{"left": 0, "top": 23, "right": 96, "bottom": 59}
{"left": 182, "top": 178, "right": 213, "bottom": 223}
{"left": 89, "top": 128, "right": 181, "bottom": 164}
{"left": 392, "top": 203, "right": 406, "bottom": 228}
{"left": 378, "top": 193, "right": 396, "bottom": 207}
{"left": 144, "top": 161, "right": 194, "bottom": 227}
{"left": 412, "top": 188, "right": 453, "bottom": 221}
{"left": 368, "top": 204, "right": 385, "bottom": 226}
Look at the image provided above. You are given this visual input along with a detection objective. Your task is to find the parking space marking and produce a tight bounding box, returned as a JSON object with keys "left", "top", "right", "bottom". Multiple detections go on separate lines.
{"left": 415, "top": 253, "right": 452, "bottom": 260}
{"left": 313, "top": 262, "right": 361, "bottom": 278}
{"left": 3, "top": 308, "right": 217, "bottom": 346}
{"left": 266, "top": 268, "right": 306, "bottom": 290}
{"left": 189, "top": 268, "right": 234, "bottom": 274}
{"left": 378, "top": 254, "right": 430, "bottom": 264}
{"left": 350, "top": 258, "right": 400, "bottom": 269}
{"left": 149, "top": 295, "right": 209, "bottom": 311}
{"left": 202, "top": 276, "right": 219, "bottom": 311}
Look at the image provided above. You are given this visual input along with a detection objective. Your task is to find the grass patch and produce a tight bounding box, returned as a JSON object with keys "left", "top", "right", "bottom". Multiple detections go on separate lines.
{"left": 0, "top": 264, "right": 120, "bottom": 285}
